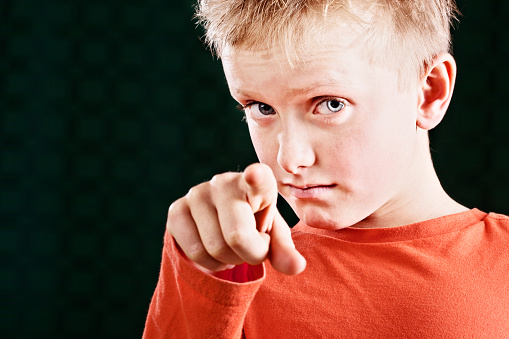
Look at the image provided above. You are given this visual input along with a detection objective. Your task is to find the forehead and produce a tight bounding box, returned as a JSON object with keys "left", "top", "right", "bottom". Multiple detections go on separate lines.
{"left": 222, "top": 48, "right": 355, "bottom": 96}
{"left": 220, "top": 24, "right": 376, "bottom": 97}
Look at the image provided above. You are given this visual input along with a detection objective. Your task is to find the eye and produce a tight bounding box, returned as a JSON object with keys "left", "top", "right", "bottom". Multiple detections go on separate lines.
{"left": 243, "top": 102, "right": 276, "bottom": 116}
{"left": 315, "top": 98, "right": 345, "bottom": 115}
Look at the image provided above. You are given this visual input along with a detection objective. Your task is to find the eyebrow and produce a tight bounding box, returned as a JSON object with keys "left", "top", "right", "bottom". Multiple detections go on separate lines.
{"left": 235, "top": 76, "right": 346, "bottom": 99}
{"left": 291, "top": 76, "right": 345, "bottom": 96}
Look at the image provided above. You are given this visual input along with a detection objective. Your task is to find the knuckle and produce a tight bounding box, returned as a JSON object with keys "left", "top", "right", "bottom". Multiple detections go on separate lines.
{"left": 209, "top": 174, "right": 225, "bottom": 188}
{"left": 168, "top": 198, "right": 184, "bottom": 216}
{"left": 210, "top": 172, "right": 237, "bottom": 188}
{"left": 186, "top": 183, "right": 208, "bottom": 201}
{"left": 207, "top": 241, "right": 233, "bottom": 262}
{"left": 225, "top": 229, "right": 251, "bottom": 250}
{"left": 186, "top": 243, "right": 209, "bottom": 264}
{"left": 207, "top": 240, "right": 226, "bottom": 258}
{"left": 167, "top": 198, "right": 188, "bottom": 228}
{"left": 209, "top": 174, "right": 221, "bottom": 186}
{"left": 186, "top": 244, "right": 229, "bottom": 271}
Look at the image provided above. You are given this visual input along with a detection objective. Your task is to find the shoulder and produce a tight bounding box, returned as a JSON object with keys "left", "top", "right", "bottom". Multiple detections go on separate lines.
{"left": 486, "top": 212, "right": 509, "bottom": 221}
{"left": 483, "top": 212, "right": 509, "bottom": 235}
{"left": 485, "top": 212, "right": 509, "bottom": 227}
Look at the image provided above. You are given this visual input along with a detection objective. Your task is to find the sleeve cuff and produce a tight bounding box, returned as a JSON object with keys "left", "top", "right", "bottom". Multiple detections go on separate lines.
{"left": 164, "top": 230, "right": 266, "bottom": 307}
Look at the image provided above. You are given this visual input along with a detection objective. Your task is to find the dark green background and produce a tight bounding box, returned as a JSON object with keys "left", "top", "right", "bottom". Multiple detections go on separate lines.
{"left": 1, "top": 0, "right": 508, "bottom": 337}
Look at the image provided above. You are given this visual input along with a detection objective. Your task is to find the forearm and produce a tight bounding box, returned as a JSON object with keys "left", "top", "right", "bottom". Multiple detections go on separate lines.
{"left": 143, "top": 231, "right": 265, "bottom": 339}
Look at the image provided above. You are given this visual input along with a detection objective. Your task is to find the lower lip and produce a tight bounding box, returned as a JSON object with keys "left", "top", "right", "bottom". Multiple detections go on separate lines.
{"left": 288, "top": 185, "right": 335, "bottom": 199}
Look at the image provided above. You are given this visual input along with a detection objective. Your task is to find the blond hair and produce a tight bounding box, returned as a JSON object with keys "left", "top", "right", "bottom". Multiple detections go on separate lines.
{"left": 195, "top": 0, "right": 459, "bottom": 82}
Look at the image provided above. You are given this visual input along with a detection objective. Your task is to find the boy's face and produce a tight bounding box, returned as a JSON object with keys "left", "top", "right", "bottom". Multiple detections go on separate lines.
{"left": 222, "top": 24, "right": 426, "bottom": 229}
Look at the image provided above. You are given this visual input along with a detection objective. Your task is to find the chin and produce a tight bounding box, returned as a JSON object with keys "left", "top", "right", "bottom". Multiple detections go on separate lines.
{"left": 297, "top": 208, "right": 358, "bottom": 230}
{"left": 285, "top": 193, "right": 377, "bottom": 230}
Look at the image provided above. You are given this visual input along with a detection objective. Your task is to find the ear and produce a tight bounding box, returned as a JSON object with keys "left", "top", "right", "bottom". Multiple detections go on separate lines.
{"left": 416, "top": 53, "right": 457, "bottom": 130}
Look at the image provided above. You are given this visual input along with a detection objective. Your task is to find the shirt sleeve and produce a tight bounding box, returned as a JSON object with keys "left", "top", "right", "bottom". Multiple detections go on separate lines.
{"left": 142, "top": 230, "right": 265, "bottom": 339}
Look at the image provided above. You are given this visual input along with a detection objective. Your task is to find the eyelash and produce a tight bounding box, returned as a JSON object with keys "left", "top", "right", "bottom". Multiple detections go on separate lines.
{"left": 237, "top": 98, "right": 346, "bottom": 115}
{"left": 236, "top": 103, "right": 250, "bottom": 111}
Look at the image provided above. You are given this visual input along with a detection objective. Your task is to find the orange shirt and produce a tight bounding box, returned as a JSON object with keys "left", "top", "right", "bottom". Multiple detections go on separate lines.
{"left": 143, "top": 209, "right": 509, "bottom": 338}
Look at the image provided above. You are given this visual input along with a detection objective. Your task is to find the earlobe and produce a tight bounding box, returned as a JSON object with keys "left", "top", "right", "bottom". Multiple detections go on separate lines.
{"left": 416, "top": 53, "right": 457, "bottom": 130}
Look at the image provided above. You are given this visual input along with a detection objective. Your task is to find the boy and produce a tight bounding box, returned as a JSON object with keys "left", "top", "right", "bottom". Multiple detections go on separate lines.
{"left": 143, "top": 0, "right": 509, "bottom": 337}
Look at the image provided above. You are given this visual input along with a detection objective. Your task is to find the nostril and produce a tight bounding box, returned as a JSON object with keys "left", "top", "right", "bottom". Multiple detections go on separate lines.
{"left": 277, "top": 143, "right": 316, "bottom": 174}
{"left": 276, "top": 124, "right": 316, "bottom": 173}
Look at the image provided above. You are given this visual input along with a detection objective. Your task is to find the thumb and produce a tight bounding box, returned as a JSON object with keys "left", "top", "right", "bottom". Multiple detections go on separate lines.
{"left": 268, "top": 211, "right": 307, "bottom": 275}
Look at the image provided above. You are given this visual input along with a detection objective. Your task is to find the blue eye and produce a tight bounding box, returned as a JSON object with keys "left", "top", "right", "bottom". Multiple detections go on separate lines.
{"left": 316, "top": 98, "right": 345, "bottom": 115}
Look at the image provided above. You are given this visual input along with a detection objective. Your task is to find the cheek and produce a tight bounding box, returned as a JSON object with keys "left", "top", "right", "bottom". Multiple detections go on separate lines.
{"left": 327, "top": 114, "right": 415, "bottom": 191}
{"left": 326, "top": 133, "right": 373, "bottom": 189}
{"left": 247, "top": 124, "right": 278, "bottom": 165}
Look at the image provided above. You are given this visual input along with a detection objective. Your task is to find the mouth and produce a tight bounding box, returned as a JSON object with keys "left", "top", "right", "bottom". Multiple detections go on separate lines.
{"left": 286, "top": 184, "right": 336, "bottom": 199}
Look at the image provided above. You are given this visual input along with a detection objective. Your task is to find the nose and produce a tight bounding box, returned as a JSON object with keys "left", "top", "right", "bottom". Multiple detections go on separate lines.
{"left": 277, "top": 122, "right": 316, "bottom": 174}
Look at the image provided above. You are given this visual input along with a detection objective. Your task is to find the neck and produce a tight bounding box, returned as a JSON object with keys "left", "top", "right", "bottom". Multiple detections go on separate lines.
{"left": 353, "top": 132, "right": 468, "bottom": 229}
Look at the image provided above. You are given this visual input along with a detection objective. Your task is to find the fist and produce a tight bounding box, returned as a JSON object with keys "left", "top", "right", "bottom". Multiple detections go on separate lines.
{"left": 167, "top": 163, "right": 306, "bottom": 276}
